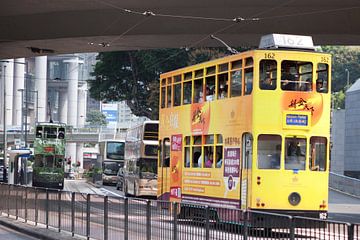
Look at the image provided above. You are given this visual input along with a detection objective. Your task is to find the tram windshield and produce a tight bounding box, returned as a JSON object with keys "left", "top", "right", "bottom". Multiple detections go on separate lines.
{"left": 285, "top": 137, "right": 306, "bottom": 170}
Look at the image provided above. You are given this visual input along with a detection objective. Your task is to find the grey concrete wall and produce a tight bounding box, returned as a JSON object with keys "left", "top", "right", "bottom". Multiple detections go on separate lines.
{"left": 330, "top": 172, "right": 360, "bottom": 197}
{"left": 344, "top": 90, "right": 360, "bottom": 177}
{"left": 331, "top": 110, "right": 345, "bottom": 174}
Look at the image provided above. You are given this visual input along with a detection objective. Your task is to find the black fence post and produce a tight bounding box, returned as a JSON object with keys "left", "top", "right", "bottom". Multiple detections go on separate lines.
{"left": 243, "top": 210, "right": 248, "bottom": 240}
{"left": 124, "top": 198, "right": 128, "bottom": 240}
{"left": 34, "top": 188, "right": 38, "bottom": 226}
{"left": 289, "top": 216, "right": 295, "bottom": 240}
{"left": 104, "top": 196, "right": 108, "bottom": 240}
{"left": 205, "top": 206, "right": 210, "bottom": 240}
{"left": 86, "top": 194, "right": 90, "bottom": 240}
{"left": 45, "top": 188, "right": 49, "bottom": 229}
{"left": 24, "top": 186, "right": 27, "bottom": 223}
{"left": 71, "top": 192, "right": 75, "bottom": 237}
{"left": 58, "top": 190, "right": 61, "bottom": 232}
{"left": 172, "top": 202, "right": 178, "bottom": 240}
{"left": 348, "top": 223, "right": 354, "bottom": 240}
{"left": 7, "top": 184, "right": 10, "bottom": 217}
{"left": 15, "top": 186, "right": 18, "bottom": 220}
{"left": 146, "top": 200, "right": 151, "bottom": 240}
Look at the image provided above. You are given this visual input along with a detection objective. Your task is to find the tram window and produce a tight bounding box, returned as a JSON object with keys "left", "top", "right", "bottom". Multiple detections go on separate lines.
{"left": 205, "top": 135, "right": 214, "bottom": 144}
{"left": 259, "top": 60, "right": 277, "bottom": 90}
{"left": 219, "top": 63, "right": 228, "bottom": 72}
{"left": 309, "top": 137, "right": 327, "bottom": 171}
{"left": 162, "top": 138, "right": 170, "bottom": 167}
{"left": 206, "top": 66, "right": 216, "bottom": 75}
{"left": 205, "top": 76, "right": 215, "bottom": 102}
{"left": 183, "top": 81, "right": 192, "bottom": 105}
{"left": 36, "top": 127, "right": 42, "bottom": 138}
{"left": 161, "top": 87, "right": 166, "bottom": 108}
{"left": 193, "top": 146, "right": 202, "bottom": 168}
{"left": 218, "top": 73, "right": 228, "bottom": 99}
{"left": 184, "top": 72, "right": 192, "bottom": 80}
{"left": 216, "top": 134, "right": 223, "bottom": 143}
{"left": 281, "top": 61, "right": 313, "bottom": 91}
{"left": 58, "top": 127, "right": 65, "bottom": 139}
{"left": 204, "top": 146, "right": 214, "bottom": 168}
{"left": 215, "top": 146, "right": 223, "bottom": 168}
{"left": 231, "top": 60, "right": 242, "bottom": 69}
{"left": 193, "top": 135, "right": 202, "bottom": 145}
{"left": 285, "top": 137, "right": 306, "bottom": 170}
{"left": 195, "top": 69, "right": 203, "bottom": 78}
{"left": 45, "top": 155, "right": 54, "bottom": 168}
{"left": 244, "top": 68, "right": 253, "bottom": 95}
{"left": 167, "top": 85, "right": 172, "bottom": 107}
{"left": 316, "top": 63, "right": 329, "bottom": 93}
{"left": 174, "top": 75, "right": 181, "bottom": 83}
{"left": 184, "top": 136, "right": 191, "bottom": 168}
{"left": 174, "top": 84, "right": 181, "bottom": 106}
{"left": 231, "top": 70, "right": 242, "bottom": 97}
{"left": 184, "top": 147, "right": 191, "bottom": 168}
{"left": 44, "top": 127, "right": 57, "bottom": 139}
{"left": 257, "top": 135, "right": 281, "bottom": 169}
{"left": 194, "top": 78, "right": 203, "bottom": 103}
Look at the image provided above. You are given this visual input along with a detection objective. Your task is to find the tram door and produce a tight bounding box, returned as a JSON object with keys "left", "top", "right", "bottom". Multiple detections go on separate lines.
{"left": 241, "top": 133, "right": 253, "bottom": 209}
{"left": 159, "top": 138, "right": 170, "bottom": 201}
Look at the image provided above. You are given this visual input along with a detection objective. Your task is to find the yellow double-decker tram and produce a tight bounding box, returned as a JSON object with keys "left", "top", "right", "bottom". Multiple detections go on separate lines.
{"left": 158, "top": 34, "right": 331, "bottom": 220}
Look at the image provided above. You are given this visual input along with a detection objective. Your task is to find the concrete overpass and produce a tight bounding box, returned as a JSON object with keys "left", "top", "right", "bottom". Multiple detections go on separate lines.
{"left": 1, "top": 0, "right": 360, "bottom": 59}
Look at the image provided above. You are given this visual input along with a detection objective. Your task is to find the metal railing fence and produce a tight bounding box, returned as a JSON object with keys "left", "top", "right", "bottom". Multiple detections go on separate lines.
{"left": 0, "top": 183, "right": 359, "bottom": 240}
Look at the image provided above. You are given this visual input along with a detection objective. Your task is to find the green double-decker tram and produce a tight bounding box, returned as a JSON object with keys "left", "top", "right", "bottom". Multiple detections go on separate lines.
{"left": 33, "top": 122, "right": 66, "bottom": 189}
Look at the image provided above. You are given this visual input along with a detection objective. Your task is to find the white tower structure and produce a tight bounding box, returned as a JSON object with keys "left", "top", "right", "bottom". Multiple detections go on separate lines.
{"left": 35, "top": 56, "right": 48, "bottom": 122}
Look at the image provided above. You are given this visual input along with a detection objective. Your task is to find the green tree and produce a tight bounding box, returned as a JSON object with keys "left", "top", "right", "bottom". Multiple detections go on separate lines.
{"left": 88, "top": 48, "right": 236, "bottom": 119}
{"left": 321, "top": 46, "right": 360, "bottom": 92}
{"left": 86, "top": 110, "right": 107, "bottom": 126}
{"left": 332, "top": 90, "right": 346, "bottom": 109}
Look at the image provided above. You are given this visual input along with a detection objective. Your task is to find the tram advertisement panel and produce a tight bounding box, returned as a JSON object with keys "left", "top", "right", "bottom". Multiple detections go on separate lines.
{"left": 170, "top": 134, "right": 182, "bottom": 201}
{"left": 223, "top": 148, "right": 240, "bottom": 198}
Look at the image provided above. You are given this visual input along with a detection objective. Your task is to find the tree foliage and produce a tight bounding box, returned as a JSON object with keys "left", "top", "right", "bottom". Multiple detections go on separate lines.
{"left": 321, "top": 46, "right": 360, "bottom": 109}
{"left": 88, "top": 48, "right": 232, "bottom": 119}
{"left": 86, "top": 110, "right": 107, "bottom": 126}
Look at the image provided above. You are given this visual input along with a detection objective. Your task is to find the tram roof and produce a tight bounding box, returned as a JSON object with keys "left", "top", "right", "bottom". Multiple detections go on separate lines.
{"left": 1, "top": 0, "right": 360, "bottom": 59}
{"left": 160, "top": 48, "right": 330, "bottom": 77}
{"left": 36, "top": 122, "right": 66, "bottom": 127}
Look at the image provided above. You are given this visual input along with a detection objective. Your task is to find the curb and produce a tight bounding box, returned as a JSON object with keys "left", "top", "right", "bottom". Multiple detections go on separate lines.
{"left": 0, "top": 216, "right": 81, "bottom": 240}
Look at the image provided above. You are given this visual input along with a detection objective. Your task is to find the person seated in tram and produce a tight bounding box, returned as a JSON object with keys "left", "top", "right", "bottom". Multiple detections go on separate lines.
{"left": 216, "top": 153, "right": 223, "bottom": 168}
{"left": 316, "top": 78, "right": 326, "bottom": 92}
{"left": 218, "top": 84, "right": 228, "bottom": 99}
{"left": 281, "top": 63, "right": 297, "bottom": 90}
{"left": 206, "top": 86, "right": 214, "bottom": 101}
{"left": 260, "top": 75, "right": 275, "bottom": 90}
{"left": 205, "top": 152, "right": 214, "bottom": 168}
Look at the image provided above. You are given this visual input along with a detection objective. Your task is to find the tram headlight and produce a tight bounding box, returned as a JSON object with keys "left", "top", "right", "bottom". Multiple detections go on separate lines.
{"left": 288, "top": 192, "right": 301, "bottom": 206}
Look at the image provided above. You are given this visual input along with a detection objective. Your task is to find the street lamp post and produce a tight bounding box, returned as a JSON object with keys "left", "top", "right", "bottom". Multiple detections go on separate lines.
{"left": 2, "top": 65, "right": 7, "bottom": 182}
{"left": 345, "top": 69, "right": 350, "bottom": 89}
{"left": 17, "top": 89, "right": 25, "bottom": 145}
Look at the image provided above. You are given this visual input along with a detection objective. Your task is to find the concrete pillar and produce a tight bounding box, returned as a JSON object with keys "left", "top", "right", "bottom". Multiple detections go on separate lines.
{"left": 66, "top": 142, "right": 77, "bottom": 171}
{"left": 66, "top": 59, "right": 79, "bottom": 127}
{"left": 0, "top": 59, "right": 14, "bottom": 126}
{"left": 35, "top": 56, "right": 47, "bottom": 122}
{"left": 12, "top": 58, "right": 25, "bottom": 126}
{"left": 76, "top": 143, "right": 84, "bottom": 170}
{"left": 58, "top": 91, "right": 68, "bottom": 124}
{"left": 77, "top": 83, "right": 87, "bottom": 128}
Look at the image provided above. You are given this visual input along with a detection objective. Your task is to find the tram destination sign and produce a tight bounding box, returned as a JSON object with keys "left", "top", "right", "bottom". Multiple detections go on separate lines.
{"left": 286, "top": 114, "right": 308, "bottom": 126}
